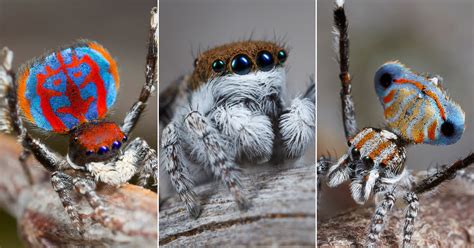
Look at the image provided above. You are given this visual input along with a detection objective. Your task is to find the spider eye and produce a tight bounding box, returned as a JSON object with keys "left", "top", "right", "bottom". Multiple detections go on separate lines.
{"left": 256, "top": 50, "right": 274, "bottom": 71}
{"left": 98, "top": 146, "right": 109, "bottom": 155}
{"left": 194, "top": 58, "right": 198, "bottom": 67}
{"left": 231, "top": 54, "right": 252, "bottom": 75}
{"left": 212, "top": 59, "right": 225, "bottom": 73}
{"left": 122, "top": 135, "right": 128, "bottom": 142}
{"left": 379, "top": 73, "right": 392, "bottom": 88}
{"left": 86, "top": 150, "right": 93, "bottom": 156}
{"left": 440, "top": 121, "right": 455, "bottom": 137}
{"left": 112, "top": 141, "right": 121, "bottom": 150}
{"left": 277, "top": 50, "right": 287, "bottom": 64}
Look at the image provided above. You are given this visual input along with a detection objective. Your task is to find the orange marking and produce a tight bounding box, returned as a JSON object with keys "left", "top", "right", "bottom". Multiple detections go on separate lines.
{"left": 88, "top": 42, "right": 120, "bottom": 90}
{"left": 369, "top": 141, "right": 390, "bottom": 161}
{"left": 383, "top": 90, "right": 396, "bottom": 104}
{"left": 73, "top": 71, "right": 82, "bottom": 78}
{"left": 355, "top": 129, "right": 376, "bottom": 150}
{"left": 413, "top": 129, "right": 424, "bottom": 144}
{"left": 381, "top": 151, "right": 395, "bottom": 169}
{"left": 393, "top": 78, "right": 446, "bottom": 121}
{"left": 428, "top": 120, "right": 437, "bottom": 141}
{"left": 17, "top": 69, "right": 34, "bottom": 123}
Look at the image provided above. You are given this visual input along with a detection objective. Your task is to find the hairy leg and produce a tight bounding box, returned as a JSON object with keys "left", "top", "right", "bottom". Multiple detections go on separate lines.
{"left": 212, "top": 104, "right": 274, "bottom": 162}
{"left": 402, "top": 192, "right": 419, "bottom": 247}
{"left": 367, "top": 190, "right": 396, "bottom": 248}
{"left": 161, "top": 122, "right": 201, "bottom": 218}
{"left": 279, "top": 82, "right": 315, "bottom": 159}
{"left": 51, "top": 172, "right": 84, "bottom": 233}
{"left": 184, "top": 110, "right": 249, "bottom": 210}
{"left": 121, "top": 7, "right": 158, "bottom": 135}
{"left": 334, "top": 0, "right": 358, "bottom": 139}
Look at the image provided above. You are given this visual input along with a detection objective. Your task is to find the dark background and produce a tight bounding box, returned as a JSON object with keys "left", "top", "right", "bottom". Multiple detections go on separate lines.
{"left": 0, "top": 0, "right": 156, "bottom": 246}
{"left": 318, "top": 0, "right": 474, "bottom": 217}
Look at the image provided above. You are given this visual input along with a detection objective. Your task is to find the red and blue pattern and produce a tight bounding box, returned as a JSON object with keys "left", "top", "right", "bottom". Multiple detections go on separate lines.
{"left": 17, "top": 40, "right": 119, "bottom": 133}
{"left": 374, "top": 61, "right": 465, "bottom": 145}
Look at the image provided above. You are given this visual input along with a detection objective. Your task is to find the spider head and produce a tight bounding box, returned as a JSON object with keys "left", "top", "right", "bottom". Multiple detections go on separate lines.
{"left": 190, "top": 41, "right": 289, "bottom": 117}
{"left": 68, "top": 121, "right": 127, "bottom": 166}
{"left": 374, "top": 62, "right": 465, "bottom": 145}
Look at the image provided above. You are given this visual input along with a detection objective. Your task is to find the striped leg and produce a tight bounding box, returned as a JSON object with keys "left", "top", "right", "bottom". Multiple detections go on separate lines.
{"left": 183, "top": 111, "right": 249, "bottom": 210}
{"left": 51, "top": 172, "right": 83, "bottom": 233}
{"left": 367, "top": 191, "right": 395, "bottom": 248}
{"left": 334, "top": 0, "right": 358, "bottom": 139}
{"left": 73, "top": 177, "right": 118, "bottom": 230}
{"left": 402, "top": 192, "right": 419, "bottom": 247}
{"left": 161, "top": 122, "right": 201, "bottom": 218}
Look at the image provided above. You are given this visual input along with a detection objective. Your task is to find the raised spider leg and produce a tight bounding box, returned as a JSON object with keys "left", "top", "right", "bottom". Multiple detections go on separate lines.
{"left": 161, "top": 122, "right": 201, "bottom": 218}
{"left": 51, "top": 172, "right": 84, "bottom": 233}
{"left": 121, "top": 7, "right": 158, "bottom": 135}
{"left": 279, "top": 81, "right": 315, "bottom": 159}
{"left": 334, "top": 0, "right": 358, "bottom": 140}
{"left": 184, "top": 110, "right": 249, "bottom": 210}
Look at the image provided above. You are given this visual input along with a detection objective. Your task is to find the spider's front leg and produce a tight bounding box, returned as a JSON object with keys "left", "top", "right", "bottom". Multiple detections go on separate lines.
{"left": 184, "top": 110, "right": 249, "bottom": 209}
{"left": 279, "top": 82, "right": 315, "bottom": 159}
{"left": 161, "top": 121, "right": 201, "bottom": 218}
{"left": 212, "top": 104, "right": 274, "bottom": 163}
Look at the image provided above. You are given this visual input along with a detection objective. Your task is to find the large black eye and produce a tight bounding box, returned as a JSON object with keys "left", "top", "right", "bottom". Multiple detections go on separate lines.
{"left": 231, "top": 54, "right": 252, "bottom": 75}
{"left": 194, "top": 58, "right": 198, "bottom": 68}
{"left": 380, "top": 73, "right": 392, "bottom": 88}
{"left": 256, "top": 50, "right": 274, "bottom": 71}
{"left": 212, "top": 59, "right": 225, "bottom": 73}
{"left": 441, "top": 121, "right": 455, "bottom": 137}
{"left": 277, "top": 50, "right": 287, "bottom": 64}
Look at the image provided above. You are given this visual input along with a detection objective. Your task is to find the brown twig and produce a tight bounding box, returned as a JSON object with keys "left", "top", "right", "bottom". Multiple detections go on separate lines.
{"left": 159, "top": 165, "right": 316, "bottom": 247}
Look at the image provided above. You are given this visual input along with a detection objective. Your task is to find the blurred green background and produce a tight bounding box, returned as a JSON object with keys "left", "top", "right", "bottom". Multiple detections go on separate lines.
{"left": 0, "top": 0, "right": 156, "bottom": 246}
{"left": 318, "top": 0, "right": 473, "bottom": 217}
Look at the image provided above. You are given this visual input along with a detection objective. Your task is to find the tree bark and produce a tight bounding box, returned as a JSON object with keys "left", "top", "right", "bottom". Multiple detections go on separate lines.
{"left": 0, "top": 134, "right": 158, "bottom": 247}
{"left": 159, "top": 164, "right": 316, "bottom": 247}
{"left": 317, "top": 183, "right": 474, "bottom": 247}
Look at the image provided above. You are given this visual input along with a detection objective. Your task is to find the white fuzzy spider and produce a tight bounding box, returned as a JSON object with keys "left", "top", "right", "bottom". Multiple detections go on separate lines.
{"left": 160, "top": 40, "right": 315, "bottom": 218}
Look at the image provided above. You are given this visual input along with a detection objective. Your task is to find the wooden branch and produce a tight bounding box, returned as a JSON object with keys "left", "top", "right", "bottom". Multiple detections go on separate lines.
{"left": 159, "top": 165, "right": 316, "bottom": 247}
{"left": 0, "top": 134, "right": 157, "bottom": 247}
{"left": 318, "top": 182, "right": 474, "bottom": 247}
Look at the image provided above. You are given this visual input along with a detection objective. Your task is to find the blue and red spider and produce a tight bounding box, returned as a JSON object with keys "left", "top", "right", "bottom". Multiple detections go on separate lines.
{"left": 0, "top": 8, "right": 158, "bottom": 233}
{"left": 317, "top": 1, "right": 474, "bottom": 247}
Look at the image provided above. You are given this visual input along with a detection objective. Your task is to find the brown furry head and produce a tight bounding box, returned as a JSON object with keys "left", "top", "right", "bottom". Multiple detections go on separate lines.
{"left": 190, "top": 40, "right": 288, "bottom": 90}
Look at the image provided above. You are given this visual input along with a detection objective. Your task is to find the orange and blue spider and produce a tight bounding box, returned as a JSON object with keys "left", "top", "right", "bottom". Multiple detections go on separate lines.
{"left": 317, "top": 1, "right": 473, "bottom": 247}
{"left": 0, "top": 8, "right": 157, "bottom": 233}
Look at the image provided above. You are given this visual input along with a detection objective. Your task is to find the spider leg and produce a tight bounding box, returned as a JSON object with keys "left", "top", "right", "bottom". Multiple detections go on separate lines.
{"left": 317, "top": 156, "right": 333, "bottom": 202}
{"left": 402, "top": 192, "right": 419, "bottom": 247}
{"left": 121, "top": 7, "right": 158, "bottom": 135}
{"left": 19, "top": 149, "right": 34, "bottom": 184}
{"left": 73, "top": 177, "right": 122, "bottom": 231}
{"left": 414, "top": 153, "right": 474, "bottom": 194}
{"left": 161, "top": 122, "right": 201, "bottom": 218}
{"left": 51, "top": 172, "right": 84, "bottom": 233}
{"left": 367, "top": 190, "right": 396, "bottom": 248}
{"left": 279, "top": 81, "right": 315, "bottom": 159}
{"left": 183, "top": 110, "right": 249, "bottom": 210}
{"left": 326, "top": 153, "right": 352, "bottom": 187}
{"left": 333, "top": 0, "right": 358, "bottom": 139}
{"left": 212, "top": 104, "right": 274, "bottom": 162}
{"left": 125, "top": 137, "right": 158, "bottom": 187}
